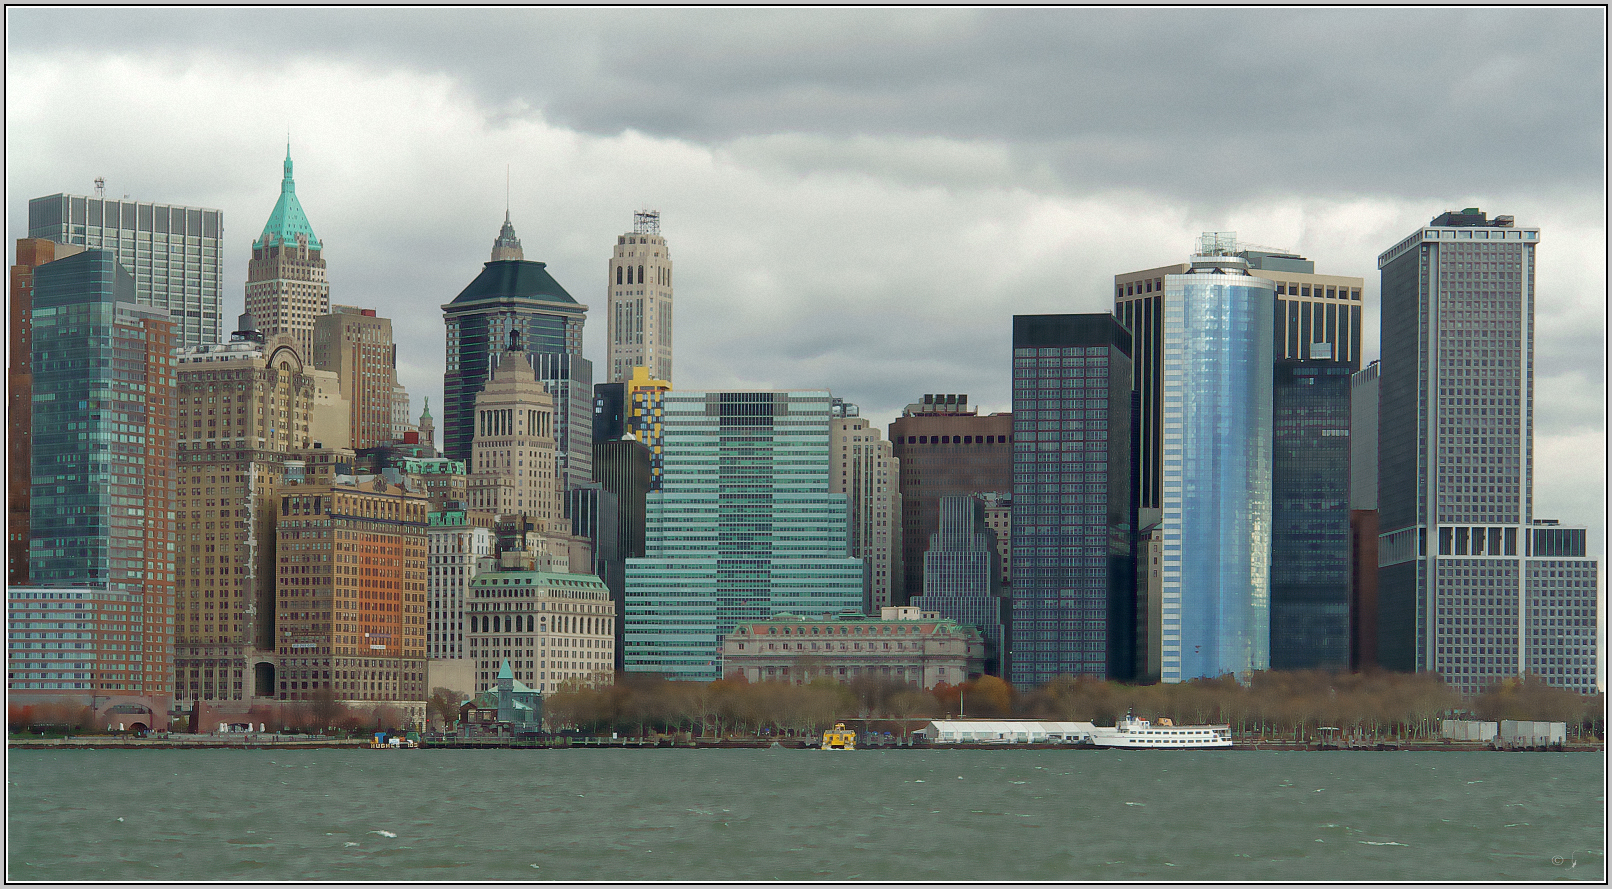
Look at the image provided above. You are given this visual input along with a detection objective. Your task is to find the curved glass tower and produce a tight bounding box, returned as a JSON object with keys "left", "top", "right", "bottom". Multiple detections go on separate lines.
{"left": 1159, "top": 236, "right": 1275, "bottom": 682}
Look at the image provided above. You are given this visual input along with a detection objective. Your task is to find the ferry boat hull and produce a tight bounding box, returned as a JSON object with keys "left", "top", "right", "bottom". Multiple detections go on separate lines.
{"left": 1090, "top": 714, "right": 1231, "bottom": 750}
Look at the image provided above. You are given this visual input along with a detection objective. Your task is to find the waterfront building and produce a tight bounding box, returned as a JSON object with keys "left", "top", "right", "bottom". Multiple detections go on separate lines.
{"left": 244, "top": 148, "right": 328, "bottom": 359}
{"left": 1009, "top": 313, "right": 1138, "bottom": 685}
{"left": 441, "top": 214, "right": 589, "bottom": 469}
{"left": 9, "top": 239, "right": 85, "bottom": 585}
{"left": 1376, "top": 209, "right": 1597, "bottom": 694}
{"left": 27, "top": 249, "right": 177, "bottom": 701}
{"left": 7, "top": 585, "right": 172, "bottom": 731}
{"left": 625, "top": 390, "right": 865, "bottom": 681}
{"left": 458, "top": 659, "right": 543, "bottom": 731}
{"left": 911, "top": 495, "right": 1004, "bottom": 675}
{"left": 426, "top": 504, "right": 497, "bottom": 661}
{"left": 889, "top": 395, "right": 1014, "bottom": 605}
{"left": 1270, "top": 351, "right": 1353, "bottom": 670}
{"left": 28, "top": 190, "right": 224, "bottom": 351}
{"left": 1158, "top": 235, "right": 1275, "bottom": 682}
{"left": 721, "top": 607, "right": 983, "bottom": 688}
{"left": 1350, "top": 360, "right": 1381, "bottom": 671}
{"left": 272, "top": 474, "right": 429, "bottom": 724}
{"left": 832, "top": 405, "right": 902, "bottom": 611}
{"left": 311, "top": 305, "right": 400, "bottom": 450}
{"left": 1116, "top": 247, "right": 1362, "bottom": 512}
{"left": 607, "top": 211, "right": 674, "bottom": 384}
{"left": 465, "top": 553, "right": 615, "bottom": 694}
{"left": 173, "top": 316, "right": 321, "bottom": 702}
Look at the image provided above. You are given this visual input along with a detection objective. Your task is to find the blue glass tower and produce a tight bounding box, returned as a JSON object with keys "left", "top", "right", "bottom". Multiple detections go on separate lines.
{"left": 1008, "top": 313, "right": 1137, "bottom": 686}
{"left": 912, "top": 494, "right": 1006, "bottom": 675}
{"left": 1159, "top": 236, "right": 1275, "bottom": 682}
{"left": 624, "top": 390, "right": 865, "bottom": 681}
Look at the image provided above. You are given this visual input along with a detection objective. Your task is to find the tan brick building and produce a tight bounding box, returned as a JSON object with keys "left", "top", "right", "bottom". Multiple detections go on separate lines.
{"left": 722, "top": 606, "right": 984, "bottom": 689}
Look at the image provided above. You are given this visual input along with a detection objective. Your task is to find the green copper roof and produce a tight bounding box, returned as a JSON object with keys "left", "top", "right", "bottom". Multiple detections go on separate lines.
{"left": 498, "top": 659, "right": 515, "bottom": 681}
{"left": 448, "top": 259, "right": 577, "bottom": 306}
{"left": 254, "top": 147, "right": 322, "bottom": 250}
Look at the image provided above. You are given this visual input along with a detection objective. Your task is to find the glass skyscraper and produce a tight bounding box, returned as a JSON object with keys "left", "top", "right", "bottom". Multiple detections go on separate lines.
{"left": 1270, "top": 355, "right": 1353, "bottom": 670}
{"left": 1009, "top": 313, "right": 1137, "bottom": 686}
{"left": 1159, "top": 237, "right": 1275, "bottom": 683}
{"left": 442, "top": 217, "right": 591, "bottom": 482}
{"left": 28, "top": 193, "right": 223, "bottom": 351}
{"left": 26, "top": 249, "right": 177, "bottom": 698}
{"left": 1376, "top": 209, "right": 1597, "bottom": 695}
{"left": 624, "top": 390, "right": 865, "bottom": 681}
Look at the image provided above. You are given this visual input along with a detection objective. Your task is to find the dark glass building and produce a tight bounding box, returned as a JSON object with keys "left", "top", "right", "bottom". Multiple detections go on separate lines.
{"left": 441, "top": 219, "right": 589, "bottom": 471}
{"left": 1008, "top": 313, "right": 1137, "bottom": 686}
{"left": 912, "top": 494, "right": 1006, "bottom": 675}
{"left": 590, "top": 436, "right": 651, "bottom": 672}
{"left": 1270, "top": 355, "right": 1353, "bottom": 670}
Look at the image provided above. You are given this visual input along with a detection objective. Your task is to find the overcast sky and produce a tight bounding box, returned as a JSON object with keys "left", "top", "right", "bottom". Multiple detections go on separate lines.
{"left": 6, "top": 8, "right": 1605, "bottom": 554}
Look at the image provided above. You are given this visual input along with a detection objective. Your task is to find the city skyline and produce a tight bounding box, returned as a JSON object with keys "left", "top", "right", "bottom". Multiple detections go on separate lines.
{"left": 5, "top": 8, "right": 1604, "bottom": 556}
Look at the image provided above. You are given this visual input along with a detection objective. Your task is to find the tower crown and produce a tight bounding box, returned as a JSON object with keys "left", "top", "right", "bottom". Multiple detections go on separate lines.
{"left": 255, "top": 146, "right": 322, "bottom": 250}
{"left": 492, "top": 211, "right": 525, "bottom": 261}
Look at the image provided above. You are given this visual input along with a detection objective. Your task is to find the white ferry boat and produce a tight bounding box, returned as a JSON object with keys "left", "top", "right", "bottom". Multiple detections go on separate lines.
{"left": 1089, "top": 713, "right": 1232, "bottom": 749}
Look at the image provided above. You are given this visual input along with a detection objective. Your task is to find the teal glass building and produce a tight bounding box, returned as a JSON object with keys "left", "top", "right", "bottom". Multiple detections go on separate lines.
{"left": 624, "top": 391, "right": 865, "bottom": 681}
{"left": 1159, "top": 238, "right": 1275, "bottom": 682}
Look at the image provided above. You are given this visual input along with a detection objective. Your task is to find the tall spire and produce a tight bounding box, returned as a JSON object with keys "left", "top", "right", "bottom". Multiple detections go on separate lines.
{"left": 256, "top": 145, "right": 321, "bottom": 250}
{"left": 491, "top": 209, "right": 524, "bottom": 262}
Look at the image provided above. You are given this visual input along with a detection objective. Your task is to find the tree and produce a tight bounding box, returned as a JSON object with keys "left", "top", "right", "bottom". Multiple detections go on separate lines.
{"left": 428, "top": 687, "right": 469, "bottom": 731}
{"left": 309, "top": 687, "right": 346, "bottom": 733}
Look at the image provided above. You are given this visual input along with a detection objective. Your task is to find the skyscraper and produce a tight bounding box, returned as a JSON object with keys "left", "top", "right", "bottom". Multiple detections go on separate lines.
{"left": 1116, "top": 246, "right": 1363, "bottom": 511}
{"left": 1376, "top": 209, "right": 1598, "bottom": 694}
{"left": 889, "top": 395, "right": 1014, "bottom": 606}
{"left": 624, "top": 390, "right": 865, "bottom": 681}
{"left": 27, "top": 249, "right": 177, "bottom": 699}
{"left": 465, "top": 337, "right": 562, "bottom": 532}
{"left": 912, "top": 495, "right": 1005, "bottom": 675}
{"left": 426, "top": 505, "right": 496, "bottom": 662}
{"left": 1008, "top": 314, "right": 1137, "bottom": 685}
{"left": 1350, "top": 360, "right": 1381, "bottom": 671}
{"left": 442, "top": 215, "right": 590, "bottom": 475}
{"left": 831, "top": 404, "right": 902, "bottom": 612}
{"left": 607, "top": 211, "right": 673, "bottom": 384}
{"left": 1159, "top": 236, "right": 1275, "bottom": 683}
{"left": 9, "top": 238, "right": 84, "bottom": 585}
{"left": 173, "top": 316, "right": 318, "bottom": 702}
{"left": 312, "top": 306, "right": 400, "bottom": 450}
{"left": 245, "top": 148, "right": 328, "bottom": 359}
{"left": 1269, "top": 352, "right": 1353, "bottom": 671}
{"left": 28, "top": 190, "right": 224, "bottom": 351}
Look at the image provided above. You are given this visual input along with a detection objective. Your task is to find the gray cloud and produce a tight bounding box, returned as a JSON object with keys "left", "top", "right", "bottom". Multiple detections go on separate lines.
{"left": 5, "top": 8, "right": 1604, "bottom": 556}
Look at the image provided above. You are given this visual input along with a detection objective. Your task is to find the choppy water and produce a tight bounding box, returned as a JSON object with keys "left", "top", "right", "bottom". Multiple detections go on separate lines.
{"left": 7, "top": 748, "right": 1604, "bottom": 881}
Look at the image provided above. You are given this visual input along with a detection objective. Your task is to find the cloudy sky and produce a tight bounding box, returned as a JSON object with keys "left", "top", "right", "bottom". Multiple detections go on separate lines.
{"left": 6, "top": 8, "right": 1605, "bottom": 553}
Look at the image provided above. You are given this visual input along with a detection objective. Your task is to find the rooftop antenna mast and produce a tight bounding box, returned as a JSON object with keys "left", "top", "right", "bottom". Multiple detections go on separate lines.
{"left": 93, "top": 177, "right": 105, "bottom": 199}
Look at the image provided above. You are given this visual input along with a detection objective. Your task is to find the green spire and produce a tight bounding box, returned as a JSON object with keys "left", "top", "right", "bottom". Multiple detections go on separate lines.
{"left": 498, "top": 659, "right": 515, "bottom": 681}
{"left": 421, "top": 396, "right": 431, "bottom": 420}
{"left": 254, "top": 144, "right": 322, "bottom": 250}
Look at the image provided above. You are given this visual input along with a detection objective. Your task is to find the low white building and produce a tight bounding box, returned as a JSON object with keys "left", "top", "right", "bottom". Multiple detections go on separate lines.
{"left": 1440, "top": 719, "right": 1499, "bottom": 742}
{"left": 916, "top": 719, "right": 1097, "bottom": 744}
{"left": 1498, "top": 720, "right": 1566, "bottom": 748}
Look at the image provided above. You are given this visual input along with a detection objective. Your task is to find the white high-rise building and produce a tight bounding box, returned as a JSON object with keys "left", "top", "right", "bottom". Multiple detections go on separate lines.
{"left": 607, "top": 211, "right": 673, "bottom": 384}
{"left": 1376, "top": 209, "right": 1597, "bottom": 695}
{"left": 830, "top": 404, "right": 901, "bottom": 611}
{"left": 426, "top": 511, "right": 496, "bottom": 661}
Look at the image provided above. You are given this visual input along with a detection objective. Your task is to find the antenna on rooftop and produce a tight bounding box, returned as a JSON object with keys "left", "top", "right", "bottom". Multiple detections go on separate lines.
{"left": 633, "top": 210, "right": 660, "bottom": 235}
{"left": 506, "top": 165, "right": 510, "bottom": 215}
{"left": 94, "top": 177, "right": 105, "bottom": 199}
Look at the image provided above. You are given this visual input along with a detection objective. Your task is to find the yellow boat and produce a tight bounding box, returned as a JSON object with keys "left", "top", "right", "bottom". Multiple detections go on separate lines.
{"left": 821, "top": 722, "right": 856, "bottom": 750}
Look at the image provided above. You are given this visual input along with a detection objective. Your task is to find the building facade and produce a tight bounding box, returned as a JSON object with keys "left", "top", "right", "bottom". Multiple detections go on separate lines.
{"left": 721, "top": 607, "right": 984, "bottom": 688}
{"left": 174, "top": 319, "right": 321, "bottom": 702}
{"left": 28, "top": 191, "right": 224, "bottom": 351}
{"left": 607, "top": 211, "right": 674, "bottom": 384}
{"left": 426, "top": 505, "right": 497, "bottom": 661}
{"left": 465, "top": 557, "right": 615, "bottom": 694}
{"left": 26, "top": 249, "right": 177, "bottom": 702}
{"left": 625, "top": 390, "right": 866, "bottom": 681}
{"left": 7, "top": 585, "right": 171, "bottom": 730}
{"left": 911, "top": 495, "right": 1004, "bottom": 675}
{"left": 442, "top": 215, "right": 589, "bottom": 467}
{"left": 1009, "top": 314, "right": 1137, "bottom": 686}
{"left": 1269, "top": 354, "right": 1353, "bottom": 670}
{"left": 889, "top": 395, "right": 1014, "bottom": 606}
{"left": 272, "top": 475, "right": 429, "bottom": 722}
{"left": 831, "top": 410, "right": 902, "bottom": 611}
{"left": 591, "top": 435, "right": 652, "bottom": 672}
{"left": 1350, "top": 360, "right": 1381, "bottom": 671}
{"left": 465, "top": 340, "right": 564, "bottom": 530}
{"left": 1376, "top": 209, "right": 1597, "bottom": 694}
{"left": 1159, "top": 237, "right": 1275, "bottom": 682}
{"left": 311, "top": 305, "right": 400, "bottom": 450}
{"left": 9, "top": 239, "right": 85, "bottom": 585}
{"left": 244, "top": 149, "right": 328, "bottom": 360}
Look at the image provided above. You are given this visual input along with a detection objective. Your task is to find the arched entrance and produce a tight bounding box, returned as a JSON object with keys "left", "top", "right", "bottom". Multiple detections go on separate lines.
{"left": 253, "top": 661, "right": 277, "bottom": 698}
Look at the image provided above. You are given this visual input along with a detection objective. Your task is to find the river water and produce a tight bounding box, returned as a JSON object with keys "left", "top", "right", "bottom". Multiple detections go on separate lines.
{"left": 7, "top": 748, "right": 1603, "bottom": 882}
